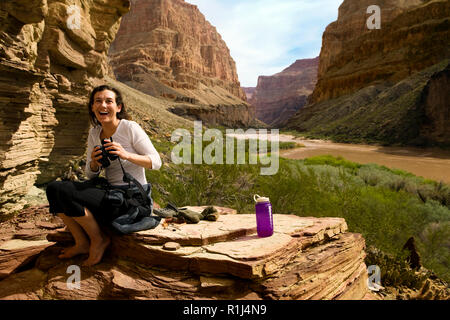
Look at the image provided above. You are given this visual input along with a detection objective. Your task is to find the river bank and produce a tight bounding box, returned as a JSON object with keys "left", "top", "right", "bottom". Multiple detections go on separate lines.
{"left": 227, "top": 133, "right": 450, "bottom": 184}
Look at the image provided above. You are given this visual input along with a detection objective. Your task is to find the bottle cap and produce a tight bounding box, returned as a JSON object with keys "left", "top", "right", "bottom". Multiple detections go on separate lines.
{"left": 254, "top": 194, "right": 270, "bottom": 203}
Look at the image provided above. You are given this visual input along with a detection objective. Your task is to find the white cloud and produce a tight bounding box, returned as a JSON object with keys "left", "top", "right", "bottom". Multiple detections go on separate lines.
{"left": 187, "top": 0, "right": 343, "bottom": 87}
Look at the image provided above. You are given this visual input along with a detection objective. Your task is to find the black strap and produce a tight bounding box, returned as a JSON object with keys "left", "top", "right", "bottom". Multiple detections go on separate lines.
{"left": 111, "top": 137, "right": 150, "bottom": 206}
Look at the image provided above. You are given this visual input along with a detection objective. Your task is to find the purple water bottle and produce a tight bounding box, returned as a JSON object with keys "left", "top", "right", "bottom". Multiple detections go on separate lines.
{"left": 254, "top": 194, "right": 274, "bottom": 237}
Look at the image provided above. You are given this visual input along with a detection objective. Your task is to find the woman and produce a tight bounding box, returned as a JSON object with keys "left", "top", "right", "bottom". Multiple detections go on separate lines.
{"left": 46, "top": 85, "right": 162, "bottom": 267}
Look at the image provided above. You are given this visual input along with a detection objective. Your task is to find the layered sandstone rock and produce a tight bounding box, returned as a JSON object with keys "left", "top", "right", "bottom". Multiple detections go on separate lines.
{"left": 0, "top": 206, "right": 369, "bottom": 300}
{"left": 108, "top": 0, "right": 254, "bottom": 127}
{"left": 248, "top": 57, "right": 318, "bottom": 126}
{"left": 311, "top": 0, "right": 450, "bottom": 103}
{"left": 287, "top": 0, "right": 450, "bottom": 146}
{"left": 287, "top": 60, "right": 450, "bottom": 146}
{"left": 0, "top": 0, "right": 130, "bottom": 214}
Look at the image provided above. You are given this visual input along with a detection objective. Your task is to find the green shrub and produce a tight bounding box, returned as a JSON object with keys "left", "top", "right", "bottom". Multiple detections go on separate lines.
{"left": 365, "top": 246, "right": 427, "bottom": 289}
{"left": 303, "top": 155, "right": 361, "bottom": 172}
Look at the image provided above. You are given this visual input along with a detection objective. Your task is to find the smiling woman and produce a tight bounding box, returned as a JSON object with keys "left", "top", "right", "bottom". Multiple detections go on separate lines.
{"left": 45, "top": 85, "right": 162, "bottom": 267}
{"left": 88, "top": 85, "right": 130, "bottom": 128}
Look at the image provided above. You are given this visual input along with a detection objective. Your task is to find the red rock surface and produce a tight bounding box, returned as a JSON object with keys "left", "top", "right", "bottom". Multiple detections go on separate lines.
{"left": 0, "top": 206, "right": 369, "bottom": 300}
{"left": 248, "top": 57, "right": 318, "bottom": 126}
{"left": 286, "top": 0, "right": 450, "bottom": 146}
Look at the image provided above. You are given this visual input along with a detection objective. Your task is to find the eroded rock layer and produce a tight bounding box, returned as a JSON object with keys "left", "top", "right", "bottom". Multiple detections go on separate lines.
{"left": 311, "top": 0, "right": 450, "bottom": 103}
{"left": 0, "top": 0, "right": 130, "bottom": 214}
{"left": 287, "top": 61, "right": 450, "bottom": 146}
{"left": 287, "top": 0, "right": 450, "bottom": 146}
{"left": 108, "top": 0, "right": 254, "bottom": 126}
{"left": 248, "top": 57, "right": 318, "bottom": 126}
{"left": 0, "top": 207, "right": 369, "bottom": 300}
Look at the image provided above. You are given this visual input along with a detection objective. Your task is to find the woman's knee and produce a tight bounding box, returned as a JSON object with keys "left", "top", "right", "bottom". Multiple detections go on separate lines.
{"left": 47, "top": 180, "right": 76, "bottom": 200}
{"left": 46, "top": 181, "right": 62, "bottom": 198}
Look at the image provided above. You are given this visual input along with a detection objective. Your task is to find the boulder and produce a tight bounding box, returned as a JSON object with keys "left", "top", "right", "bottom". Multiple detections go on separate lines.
{"left": 0, "top": 206, "right": 369, "bottom": 300}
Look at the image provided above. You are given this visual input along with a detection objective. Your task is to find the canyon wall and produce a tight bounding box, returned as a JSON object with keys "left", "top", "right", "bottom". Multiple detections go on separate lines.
{"left": 287, "top": 0, "right": 450, "bottom": 146}
{"left": 0, "top": 0, "right": 130, "bottom": 214}
{"left": 248, "top": 57, "right": 318, "bottom": 126}
{"left": 108, "top": 0, "right": 254, "bottom": 127}
{"left": 311, "top": 0, "right": 449, "bottom": 104}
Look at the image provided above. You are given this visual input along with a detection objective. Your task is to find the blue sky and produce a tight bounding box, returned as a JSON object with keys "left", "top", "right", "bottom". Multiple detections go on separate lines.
{"left": 187, "top": 0, "right": 343, "bottom": 87}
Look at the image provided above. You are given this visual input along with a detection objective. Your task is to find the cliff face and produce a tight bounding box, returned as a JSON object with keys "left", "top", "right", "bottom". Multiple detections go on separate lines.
{"left": 311, "top": 0, "right": 450, "bottom": 104}
{"left": 287, "top": 61, "right": 450, "bottom": 146}
{"left": 249, "top": 57, "right": 318, "bottom": 126}
{"left": 287, "top": 0, "right": 450, "bottom": 146}
{"left": 0, "top": 0, "right": 130, "bottom": 214}
{"left": 108, "top": 0, "right": 254, "bottom": 127}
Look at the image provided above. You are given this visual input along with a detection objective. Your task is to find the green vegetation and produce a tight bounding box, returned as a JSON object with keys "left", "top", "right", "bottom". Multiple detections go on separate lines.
{"left": 365, "top": 247, "right": 427, "bottom": 289}
{"left": 148, "top": 136, "right": 450, "bottom": 283}
{"left": 279, "top": 141, "right": 305, "bottom": 150}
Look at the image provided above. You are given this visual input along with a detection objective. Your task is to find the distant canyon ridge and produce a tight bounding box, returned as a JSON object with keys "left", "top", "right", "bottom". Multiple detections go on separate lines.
{"left": 243, "top": 57, "right": 319, "bottom": 127}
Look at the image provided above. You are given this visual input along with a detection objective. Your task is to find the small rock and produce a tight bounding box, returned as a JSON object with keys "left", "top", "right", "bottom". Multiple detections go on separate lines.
{"left": 17, "top": 222, "right": 35, "bottom": 230}
{"left": 200, "top": 276, "right": 235, "bottom": 291}
{"left": 13, "top": 229, "right": 47, "bottom": 241}
{"left": 36, "top": 221, "right": 64, "bottom": 230}
{"left": 163, "top": 242, "right": 181, "bottom": 251}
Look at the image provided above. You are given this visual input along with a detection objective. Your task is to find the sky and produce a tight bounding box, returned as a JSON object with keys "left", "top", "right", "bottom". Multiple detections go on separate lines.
{"left": 186, "top": 0, "right": 343, "bottom": 87}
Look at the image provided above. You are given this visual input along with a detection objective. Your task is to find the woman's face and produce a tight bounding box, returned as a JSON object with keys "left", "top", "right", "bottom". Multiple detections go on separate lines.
{"left": 91, "top": 90, "right": 122, "bottom": 125}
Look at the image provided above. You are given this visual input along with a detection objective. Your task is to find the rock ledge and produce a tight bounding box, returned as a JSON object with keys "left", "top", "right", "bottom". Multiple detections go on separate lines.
{"left": 0, "top": 207, "right": 369, "bottom": 300}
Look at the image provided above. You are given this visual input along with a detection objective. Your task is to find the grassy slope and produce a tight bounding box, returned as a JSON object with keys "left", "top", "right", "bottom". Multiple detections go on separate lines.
{"left": 102, "top": 76, "right": 193, "bottom": 134}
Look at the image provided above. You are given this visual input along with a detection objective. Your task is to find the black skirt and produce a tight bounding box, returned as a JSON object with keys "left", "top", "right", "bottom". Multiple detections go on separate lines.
{"left": 46, "top": 180, "right": 130, "bottom": 225}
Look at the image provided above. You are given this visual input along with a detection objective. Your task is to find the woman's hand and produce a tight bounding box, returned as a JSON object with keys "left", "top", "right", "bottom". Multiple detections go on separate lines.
{"left": 103, "top": 139, "right": 131, "bottom": 161}
{"left": 90, "top": 146, "right": 103, "bottom": 171}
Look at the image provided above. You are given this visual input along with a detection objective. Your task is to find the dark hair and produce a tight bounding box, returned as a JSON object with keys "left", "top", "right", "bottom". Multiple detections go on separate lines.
{"left": 88, "top": 85, "right": 131, "bottom": 126}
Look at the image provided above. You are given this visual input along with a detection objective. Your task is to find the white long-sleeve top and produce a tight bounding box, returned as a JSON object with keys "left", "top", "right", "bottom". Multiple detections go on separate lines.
{"left": 85, "top": 119, "right": 162, "bottom": 186}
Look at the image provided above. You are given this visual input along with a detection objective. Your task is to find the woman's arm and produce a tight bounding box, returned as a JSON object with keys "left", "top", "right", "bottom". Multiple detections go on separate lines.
{"left": 104, "top": 122, "right": 162, "bottom": 170}
{"left": 104, "top": 140, "right": 158, "bottom": 169}
{"left": 125, "top": 152, "right": 153, "bottom": 169}
{"left": 85, "top": 129, "right": 102, "bottom": 178}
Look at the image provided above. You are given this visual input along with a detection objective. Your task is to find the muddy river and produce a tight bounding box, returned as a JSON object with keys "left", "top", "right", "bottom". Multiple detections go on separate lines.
{"left": 227, "top": 133, "right": 450, "bottom": 183}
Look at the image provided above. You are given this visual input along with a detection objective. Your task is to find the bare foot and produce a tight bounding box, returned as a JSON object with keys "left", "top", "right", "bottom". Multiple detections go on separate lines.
{"left": 82, "top": 236, "right": 111, "bottom": 267}
{"left": 58, "top": 244, "right": 89, "bottom": 259}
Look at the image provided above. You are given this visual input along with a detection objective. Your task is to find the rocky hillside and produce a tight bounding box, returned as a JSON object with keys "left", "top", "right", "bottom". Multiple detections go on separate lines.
{"left": 286, "top": 0, "right": 450, "bottom": 146}
{"left": 0, "top": 0, "right": 130, "bottom": 215}
{"left": 108, "top": 0, "right": 254, "bottom": 127}
{"left": 287, "top": 61, "right": 450, "bottom": 146}
{"left": 311, "top": 0, "right": 449, "bottom": 104}
{"left": 248, "top": 57, "right": 318, "bottom": 127}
